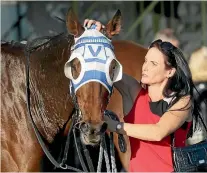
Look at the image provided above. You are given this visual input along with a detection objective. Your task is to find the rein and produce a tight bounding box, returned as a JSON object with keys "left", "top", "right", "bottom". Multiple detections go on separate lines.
{"left": 24, "top": 37, "right": 120, "bottom": 172}
{"left": 24, "top": 40, "right": 84, "bottom": 172}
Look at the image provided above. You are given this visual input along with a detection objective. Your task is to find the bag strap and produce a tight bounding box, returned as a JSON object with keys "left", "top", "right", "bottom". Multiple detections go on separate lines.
{"left": 171, "top": 133, "right": 175, "bottom": 147}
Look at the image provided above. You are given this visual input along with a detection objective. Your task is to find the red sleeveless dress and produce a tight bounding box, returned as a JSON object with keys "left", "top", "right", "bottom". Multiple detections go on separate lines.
{"left": 124, "top": 88, "right": 191, "bottom": 172}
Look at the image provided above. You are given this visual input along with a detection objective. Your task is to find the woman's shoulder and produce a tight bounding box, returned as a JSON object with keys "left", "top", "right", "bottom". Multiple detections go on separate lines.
{"left": 168, "top": 95, "right": 193, "bottom": 121}
{"left": 169, "top": 95, "right": 192, "bottom": 110}
{"left": 131, "top": 86, "right": 149, "bottom": 106}
{"left": 137, "top": 85, "right": 148, "bottom": 96}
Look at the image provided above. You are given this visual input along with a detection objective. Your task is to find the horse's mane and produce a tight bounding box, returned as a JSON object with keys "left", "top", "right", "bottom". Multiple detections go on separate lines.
{"left": 26, "top": 32, "right": 74, "bottom": 52}
{"left": 1, "top": 40, "right": 26, "bottom": 57}
{"left": 1, "top": 40, "right": 26, "bottom": 47}
{"left": 1, "top": 32, "right": 74, "bottom": 57}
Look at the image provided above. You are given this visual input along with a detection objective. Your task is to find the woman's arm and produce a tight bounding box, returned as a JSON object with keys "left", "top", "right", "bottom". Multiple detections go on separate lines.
{"left": 114, "top": 73, "right": 142, "bottom": 115}
{"left": 105, "top": 96, "right": 192, "bottom": 141}
{"left": 123, "top": 96, "right": 192, "bottom": 141}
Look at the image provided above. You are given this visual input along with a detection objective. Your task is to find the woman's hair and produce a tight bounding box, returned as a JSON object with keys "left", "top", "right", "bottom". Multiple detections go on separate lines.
{"left": 149, "top": 40, "right": 207, "bottom": 137}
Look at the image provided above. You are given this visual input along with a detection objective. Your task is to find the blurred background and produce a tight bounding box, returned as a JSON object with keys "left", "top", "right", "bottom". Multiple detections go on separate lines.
{"left": 1, "top": 1, "right": 207, "bottom": 58}
{"left": 1, "top": 0, "right": 207, "bottom": 143}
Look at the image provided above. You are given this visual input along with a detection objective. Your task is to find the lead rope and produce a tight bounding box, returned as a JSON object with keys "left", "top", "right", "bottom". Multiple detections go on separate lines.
{"left": 81, "top": 142, "right": 95, "bottom": 172}
{"left": 110, "top": 132, "right": 117, "bottom": 173}
{"left": 97, "top": 133, "right": 117, "bottom": 173}
{"left": 103, "top": 134, "right": 111, "bottom": 173}
{"left": 97, "top": 135, "right": 104, "bottom": 172}
{"left": 73, "top": 128, "right": 88, "bottom": 172}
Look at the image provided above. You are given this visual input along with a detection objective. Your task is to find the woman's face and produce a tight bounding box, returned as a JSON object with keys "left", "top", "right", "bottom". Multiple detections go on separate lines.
{"left": 141, "top": 47, "right": 173, "bottom": 85}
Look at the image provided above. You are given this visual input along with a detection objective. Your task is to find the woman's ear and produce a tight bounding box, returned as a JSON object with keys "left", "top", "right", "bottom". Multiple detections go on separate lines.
{"left": 168, "top": 67, "right": 176, "bottom": 78}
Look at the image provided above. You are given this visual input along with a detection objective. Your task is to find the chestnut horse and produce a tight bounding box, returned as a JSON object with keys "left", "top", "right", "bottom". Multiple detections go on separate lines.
{"left": 1, "top": 9, "right": 147, "bottom": 172}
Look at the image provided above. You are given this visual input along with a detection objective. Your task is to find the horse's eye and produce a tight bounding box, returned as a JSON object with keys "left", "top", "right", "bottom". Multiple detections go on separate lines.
{"left": 71, "top": 64, "right": 75, "bottom": 70}
{"left": 70, "top": 58, "right": 81, "bottom": 80}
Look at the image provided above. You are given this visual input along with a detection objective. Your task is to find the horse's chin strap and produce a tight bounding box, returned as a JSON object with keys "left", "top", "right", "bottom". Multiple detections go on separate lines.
{"left": 70, "top": 82, "right": 80, "bottom": 111}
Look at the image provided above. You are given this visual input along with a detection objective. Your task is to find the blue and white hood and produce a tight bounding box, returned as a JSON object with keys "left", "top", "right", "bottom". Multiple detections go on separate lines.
{"left": 64, "top": 27, "right": 123, "bottom": 94}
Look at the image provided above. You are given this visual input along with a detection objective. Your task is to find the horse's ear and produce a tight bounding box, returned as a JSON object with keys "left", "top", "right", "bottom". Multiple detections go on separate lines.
{"left": 105, "top": 10, "right": 122, "bottom": 38}
{"left": 66, "top": 8, "right": 84, "bottom": 37}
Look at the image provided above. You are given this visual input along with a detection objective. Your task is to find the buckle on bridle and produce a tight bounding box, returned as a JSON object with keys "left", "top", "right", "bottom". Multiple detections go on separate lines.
{"left": 60, "top": 163, "right": 68, "bottom": 170}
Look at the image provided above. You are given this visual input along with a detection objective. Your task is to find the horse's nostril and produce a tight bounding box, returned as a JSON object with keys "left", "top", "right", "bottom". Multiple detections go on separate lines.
{"left": 90, "top": 129, "right": 97, "bottom": 135}
{"left": 81, "top": 123, "right": 89, "bottom": 131}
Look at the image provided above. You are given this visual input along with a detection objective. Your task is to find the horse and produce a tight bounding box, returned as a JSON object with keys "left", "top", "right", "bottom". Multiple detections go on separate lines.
{"left": 1, "top": 8, "right": 147, "bottom": 172}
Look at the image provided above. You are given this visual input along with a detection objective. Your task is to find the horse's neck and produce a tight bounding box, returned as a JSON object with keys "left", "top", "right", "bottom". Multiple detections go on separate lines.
{"left": 1, "top": 35, "right": 75, "bottom": 171}
{"left": 27, "top": 34, "right": 75, "bottom": 142}
{"left": 1, "top": 44, "right": 28, "bottom": 131}
{"left": 1, "top": 34, "right": 75, "bottom": 143}
{"left": 1, "top": 44, "right": 45, "bottom": 172}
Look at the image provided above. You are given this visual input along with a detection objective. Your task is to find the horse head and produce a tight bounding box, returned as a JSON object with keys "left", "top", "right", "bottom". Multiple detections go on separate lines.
{"left": 64, "top": 9, "right": 122, "bottom": 145}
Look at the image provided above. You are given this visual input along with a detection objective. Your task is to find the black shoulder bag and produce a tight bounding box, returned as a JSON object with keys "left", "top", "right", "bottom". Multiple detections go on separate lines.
{"left": 172, "top": 129, "right": 207, "bottom": 172}
{"left": 168, "top": 93, "right": 207, "bottom": 172}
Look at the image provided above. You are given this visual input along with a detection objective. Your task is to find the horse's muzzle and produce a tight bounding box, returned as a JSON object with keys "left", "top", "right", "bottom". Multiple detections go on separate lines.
{"left": 80, "top": 122, "right": 107, "bottom": 145}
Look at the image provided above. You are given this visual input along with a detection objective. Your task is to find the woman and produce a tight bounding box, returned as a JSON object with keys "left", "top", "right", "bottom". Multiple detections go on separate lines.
{"left": 83, "top": 20, "right": 204, "bottom": 172}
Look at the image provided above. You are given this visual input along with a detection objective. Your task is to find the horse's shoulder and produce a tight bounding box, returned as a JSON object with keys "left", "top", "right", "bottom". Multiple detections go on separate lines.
{"left": 112, "top": 40, "right": 147, "bottom": 59}
{"left": 112, "top": 40, "right": 147, "bottom": 50}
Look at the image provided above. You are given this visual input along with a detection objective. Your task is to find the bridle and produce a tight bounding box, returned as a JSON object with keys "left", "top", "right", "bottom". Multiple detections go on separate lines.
{"left": 24, "top": 33, "right": 126, "bottom": 172}
{"left": 24, "top": 35, "right": 86, "bottom": 172}
{"left": 24, "top": 36, "right": 96, "bottom": 172}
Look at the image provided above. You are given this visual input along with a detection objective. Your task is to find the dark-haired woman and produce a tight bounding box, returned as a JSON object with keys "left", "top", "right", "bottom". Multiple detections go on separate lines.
{"left": 84, "top": 20, "right": 205, "bottom": 172}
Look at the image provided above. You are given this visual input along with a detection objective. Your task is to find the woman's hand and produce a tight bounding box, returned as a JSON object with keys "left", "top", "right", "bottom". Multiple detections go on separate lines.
{"left": 83, "top": 19, "right": 105, "bottom": 32}
{"left": 103, "top": 116, "right": 126, "bottom": 135}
